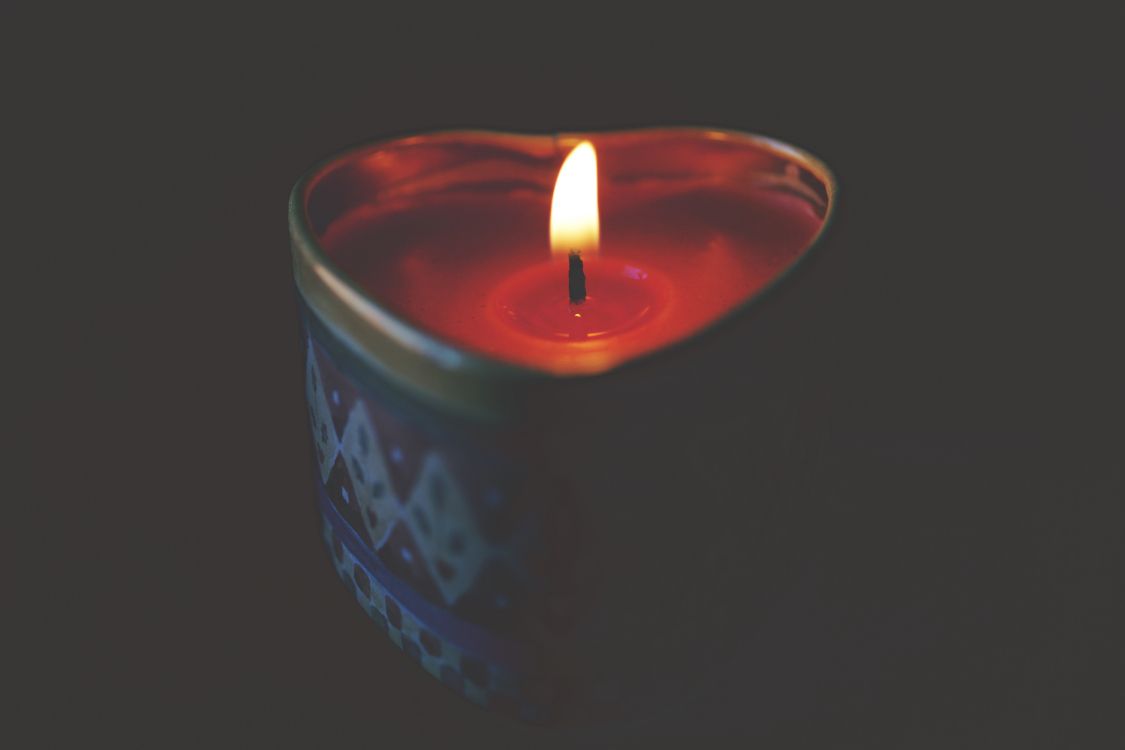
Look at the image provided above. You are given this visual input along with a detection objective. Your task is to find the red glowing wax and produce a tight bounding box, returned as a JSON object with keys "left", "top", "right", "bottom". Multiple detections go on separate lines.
{"left": 311, "top": 131, "right": 829, "bottom": 374}
{"left": 490, "top": 256, "right": 670, "bottom": 341}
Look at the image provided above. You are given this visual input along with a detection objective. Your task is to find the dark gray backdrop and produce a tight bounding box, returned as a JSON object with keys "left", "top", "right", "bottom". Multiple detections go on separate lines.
{"left": 11, "top": 6, "right": 1122, "bottom": 748}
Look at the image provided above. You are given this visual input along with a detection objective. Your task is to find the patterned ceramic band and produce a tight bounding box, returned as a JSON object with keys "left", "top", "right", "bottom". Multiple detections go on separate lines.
{"left": 303, "top": 316, "right": 572, "bottom": 719}
{"left": 322, "top": 510, "right": 546, "bottom": 720}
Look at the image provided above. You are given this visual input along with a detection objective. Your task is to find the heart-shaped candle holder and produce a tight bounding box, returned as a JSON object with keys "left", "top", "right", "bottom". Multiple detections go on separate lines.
{"left": 289, "top": 129, "right": 835, "bottom": 723}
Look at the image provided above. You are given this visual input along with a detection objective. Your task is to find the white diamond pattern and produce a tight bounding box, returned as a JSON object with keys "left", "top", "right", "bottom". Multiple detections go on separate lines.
{"left": 305, "top": 340, "right": 339, "bottom": 483}
{"left": 307, "top": 338, "right": 504, "bottom": 606}
{"left": 341, "top": 402, "right": 400, "bottom": 548}
{"left": 403, "top": 453, "right": 489, "bottom": 605}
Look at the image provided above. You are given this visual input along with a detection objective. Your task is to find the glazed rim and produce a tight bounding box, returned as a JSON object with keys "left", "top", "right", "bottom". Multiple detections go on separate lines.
{"left": 289, "top": 128, "right": 837, "bottom": 422}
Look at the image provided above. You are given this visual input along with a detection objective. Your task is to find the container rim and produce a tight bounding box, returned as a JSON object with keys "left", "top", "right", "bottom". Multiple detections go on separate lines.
{"left": 289, "top": 127, "right": 837, "bottom": 421}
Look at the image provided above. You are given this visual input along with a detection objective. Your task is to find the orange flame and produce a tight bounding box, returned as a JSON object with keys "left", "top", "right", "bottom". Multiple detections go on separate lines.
{"left": 550, "top": 141, "right": 599, "bottom": 257}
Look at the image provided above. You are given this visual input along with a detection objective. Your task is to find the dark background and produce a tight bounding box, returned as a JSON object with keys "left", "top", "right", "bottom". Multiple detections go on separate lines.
{"left": 12, "top": 7, "right": 1122, "bottom": 747}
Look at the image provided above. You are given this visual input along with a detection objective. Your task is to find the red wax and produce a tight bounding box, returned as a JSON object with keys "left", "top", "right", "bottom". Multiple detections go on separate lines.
{"left": 311, "top": 132, "right": 829, "bottom": 374}
{"left": 491, "top": 257, "right": 670, "bottom": 341}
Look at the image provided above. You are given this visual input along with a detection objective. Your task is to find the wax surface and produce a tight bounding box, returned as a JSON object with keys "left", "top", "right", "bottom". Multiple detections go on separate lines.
{"left": 311, "top": 133, "right": 828, "bottom": 373}
{"left": 491, "top": 257, "right": 670, "bottom": 342}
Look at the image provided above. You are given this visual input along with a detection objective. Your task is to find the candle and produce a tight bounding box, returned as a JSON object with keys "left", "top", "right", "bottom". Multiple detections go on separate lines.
{"left": 291, "top": 129, "right": 835, "bottom": 721}
{"left": 312, "top": 130, "right": 827, "bottom": 376}
{"left": 488, "top": 140, "right": 669, "bottom": 357}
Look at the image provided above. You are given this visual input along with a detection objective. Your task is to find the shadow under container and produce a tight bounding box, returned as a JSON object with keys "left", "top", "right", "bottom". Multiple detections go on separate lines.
{"left": 289, "top": 129, "right": 836, "bottom": 725}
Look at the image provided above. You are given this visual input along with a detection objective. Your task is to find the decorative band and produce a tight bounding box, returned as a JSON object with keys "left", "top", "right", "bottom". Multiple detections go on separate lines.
{"left": 320, "top": 504, "right": 547, "bottom": 722}
{"left": 317, "top": 490, "right": 526, "bottom": 668}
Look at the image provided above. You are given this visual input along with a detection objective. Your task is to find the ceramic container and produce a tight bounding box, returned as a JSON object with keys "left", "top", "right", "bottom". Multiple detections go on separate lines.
{"left": 289, "top": 129, "right": 836, "bottom": 723}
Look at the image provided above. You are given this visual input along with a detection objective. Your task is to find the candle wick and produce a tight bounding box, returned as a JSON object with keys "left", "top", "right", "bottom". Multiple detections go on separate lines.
{"left": 568, "top": 251, "right": 587, "bottom": 304}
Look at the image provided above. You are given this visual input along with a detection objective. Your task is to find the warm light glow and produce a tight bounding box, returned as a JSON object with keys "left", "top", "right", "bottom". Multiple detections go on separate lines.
{"left": 550, "top": 141, "right": 599, "bottom": 257}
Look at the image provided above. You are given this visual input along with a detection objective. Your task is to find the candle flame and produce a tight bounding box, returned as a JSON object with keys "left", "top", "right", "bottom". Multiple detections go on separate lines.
{"left": 550, "top": 141, "right": 599, "bottom": 257}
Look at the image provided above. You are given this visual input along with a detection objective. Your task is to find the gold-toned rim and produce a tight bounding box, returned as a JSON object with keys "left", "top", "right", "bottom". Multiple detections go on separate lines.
{"left": 289, "top": 127, "right": 837, "bottom": 421}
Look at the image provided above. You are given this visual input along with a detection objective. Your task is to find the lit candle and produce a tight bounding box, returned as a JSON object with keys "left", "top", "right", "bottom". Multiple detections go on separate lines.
{"left": 291, "top": 129, "right": 835, "bottom": 720}
{"left": 489, "top": 140, "right": 671, "bottom": 349}
{"left": 315, "top": 130, "right": 828, "bottom": 377}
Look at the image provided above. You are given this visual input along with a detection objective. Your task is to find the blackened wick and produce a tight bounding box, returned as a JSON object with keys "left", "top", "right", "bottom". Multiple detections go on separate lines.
{"left": 568, "top": 251, "right": 587, "bottom": 304}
